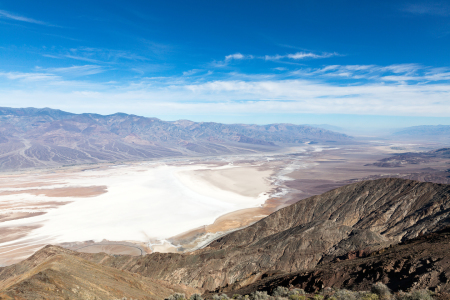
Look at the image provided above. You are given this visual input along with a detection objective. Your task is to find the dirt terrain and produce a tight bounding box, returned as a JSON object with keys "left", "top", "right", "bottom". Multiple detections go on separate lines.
{"left": 0, "top": 245, "right": 199, "bottom": 300}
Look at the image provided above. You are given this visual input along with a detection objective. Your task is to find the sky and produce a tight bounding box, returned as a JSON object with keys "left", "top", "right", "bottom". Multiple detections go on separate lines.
{"left": 0, "top": 0, "right": 450, "bottom": 130}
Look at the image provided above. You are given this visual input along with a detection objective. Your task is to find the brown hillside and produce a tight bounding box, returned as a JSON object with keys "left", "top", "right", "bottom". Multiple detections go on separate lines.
{"left": 83, "top": 178, "right": 450, "bottom": 291}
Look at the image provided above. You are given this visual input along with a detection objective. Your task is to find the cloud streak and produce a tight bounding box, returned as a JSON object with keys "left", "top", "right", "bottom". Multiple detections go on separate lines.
{"left": 0, "top": 9, "right": 54, "bottom": 26}
{"left": 265, "top": 52, "right": 339, "bottom": 61}
{"left": 402, "top": 2, "right": 450, "bottom": 16}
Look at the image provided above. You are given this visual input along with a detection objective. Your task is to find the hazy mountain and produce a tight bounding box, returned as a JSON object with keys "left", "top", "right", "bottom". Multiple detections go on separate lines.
{"left": 394, "top": 125, "right": 450, "bottom": 138}
{"left": 0, "top": 107, "right": 353, "bottom": 170}
{"left": 304, "top": 124, "right": 346, "bottom": 133}
{"left": 367, "top": 147, "right": 450, "bottom": 168}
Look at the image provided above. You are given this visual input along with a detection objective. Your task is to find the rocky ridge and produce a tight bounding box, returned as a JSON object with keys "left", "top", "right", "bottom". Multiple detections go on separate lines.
{"left": 78, "top": 178, "right": 450, "bottom": 292}
{"left": 0, "top": 245, "right": 198, "bottom": 300}
{"left": 225, "top": 226, "right": 450, "bottom": 296}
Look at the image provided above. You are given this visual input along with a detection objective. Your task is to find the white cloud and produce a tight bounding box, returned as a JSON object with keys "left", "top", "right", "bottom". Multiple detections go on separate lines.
{"left": 43, "top": 65, "right": 105, "bottom": 77}
{"left": 0, "top": 72, "right": 60, "bottom": 81}
{"left": 225, "top": 53, "right": 245, "bottom": 60}
{"left": 265, "top": 52, "right": 339, "bottom": 61}
{"left": 1, "top": 63, "right": 450, "bottom": 118}
{"left": 0, "top": 9, "right": 53, "bottom": 26}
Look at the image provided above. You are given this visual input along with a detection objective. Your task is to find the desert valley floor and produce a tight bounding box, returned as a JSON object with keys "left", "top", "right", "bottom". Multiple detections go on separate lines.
{"left": 1, "top": 140, "right": 450, "bottom": 266}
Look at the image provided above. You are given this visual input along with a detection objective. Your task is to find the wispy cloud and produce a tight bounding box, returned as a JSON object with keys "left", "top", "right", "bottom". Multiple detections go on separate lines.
{"left": 42, "top": 65, "right": 105, "bottom": 77}
{"left": 43, "top": 47, "right": 150, "bottom": 64}
{"left": 0, "top": 71, "right": 60, "bottom": 81}
{"left": 212, "top": 51, "right": 337, "bottom": 68}
{"left": 1, "top": 63, "right": 450, "bottom": 118}
{"left": 0, "top": 9, "right": 54, "bottom": 26}
{"left": 225, "top": 53, "right": 254, "bottom": 61}
{"left": 265, "top": 52, "right": 339, "bottom": 61}
{"left": 402, "top": 2, "right": 450, "bottom": 16}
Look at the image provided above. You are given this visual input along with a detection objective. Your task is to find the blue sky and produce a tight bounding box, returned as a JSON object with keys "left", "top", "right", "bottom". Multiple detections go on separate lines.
{"left": 0, "top": 0, "right": 450, "bottom": 129}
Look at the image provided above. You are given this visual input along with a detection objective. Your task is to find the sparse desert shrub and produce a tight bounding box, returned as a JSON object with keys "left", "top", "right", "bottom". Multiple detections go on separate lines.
{"left": 395, "top": 289, "right": 433, "bottom": 300}
{"left": 288, "top": 289, "right": 305, "bottom": 296}
{"left": 357, "top": 292, "right": 379, "bottom": 300}
{"left": 313, "top": 295, "right": 324, "bottom": 300}
{"left": 168, "top": 294, "right": 186, "bottom": 300}
{"left": 334, "top": 289, "right": 357, "bottom": 300}
{"left": 232, "top": 294, "right": 242, "bottom": 300}
{"left": 213, "top": 294, "right": 230, "bottom": 300}
{"left": 190, "top": 294, "right": 203, "bottom": 300}
{"left": 371, "top": 283, "right": 391, "bottom": 300}
{"left": 272, "top": 286, "right": 289, "bottom": 297}
{"left": 288, "top": 294, "right": 306, "bottom": 300}
{"left": 251, "top": 291, "right": 270, "bottom": 300}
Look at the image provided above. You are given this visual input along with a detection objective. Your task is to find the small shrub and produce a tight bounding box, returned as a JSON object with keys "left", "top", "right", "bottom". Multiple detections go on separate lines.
{"left": 168, "top": 294, "right": 186, "bottom": 300}
{"left": 334, "top": 289, "right": 357, "bottom": 300}
{"left": 313, "top": 295, "right": 324, "bottom": 300}
{"left": 371, "top": 283, "right": 391, "bottom": 300}
{"left": 358, "top": 292, "right": 379, "bottom": 300}
{"left": 395, "top": 289, "right": 433, "bottom": 300}
{"left": 288, "top": 289, "right": 305, "bottom": 296}
{"left": 232, "top": 295, "right": 242, "bottom": 300}
{"left": 190, "top": 294, "right": 203, "bottom": 300}
{"left": 272, "top": 286, "right": 289, "bottom": 297}
{"left": 251, "top": 291, "right": 270, "bottom": 300}
{"left": 213, "top": 295, "right": 229, "bottom": 300}
{"left": 288, "top": 295, "right": 306, "bottom": 300}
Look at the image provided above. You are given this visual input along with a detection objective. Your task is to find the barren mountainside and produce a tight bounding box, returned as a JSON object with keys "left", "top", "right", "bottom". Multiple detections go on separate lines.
{"left": 73, "top": 178, "right": 450, "bottom": 291}
{"left": 1, "top": 178, "right": 450, "bottom": 299}
{"left": 222, "top": 226, "right": 450, "bottom": 296}
{"left": 0, "top": 246, "right": 199, "bottom": 300}
{"left": 0, "top": 107, "right": 352, "bottom": 170}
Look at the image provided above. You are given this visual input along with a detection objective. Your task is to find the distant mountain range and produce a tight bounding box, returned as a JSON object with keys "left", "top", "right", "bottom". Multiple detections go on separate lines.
{"left": 394, "top": 125, "right": 450, "bottom": 138}
{"left": 0, "top": 107, "right": 352, "bottom": 170}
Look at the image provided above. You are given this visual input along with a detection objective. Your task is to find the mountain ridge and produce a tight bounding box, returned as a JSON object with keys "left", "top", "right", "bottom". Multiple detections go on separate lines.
{"left": 0, "top": 107, "right": 353, "bottom": 170}
{"left": 67, "top": 178, "right": 450, "bottom": 291}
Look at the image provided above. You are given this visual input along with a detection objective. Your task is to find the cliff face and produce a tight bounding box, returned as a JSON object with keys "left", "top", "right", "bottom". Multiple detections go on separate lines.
{"left": 88, "top": 178, "right": 450, "bottom": 291}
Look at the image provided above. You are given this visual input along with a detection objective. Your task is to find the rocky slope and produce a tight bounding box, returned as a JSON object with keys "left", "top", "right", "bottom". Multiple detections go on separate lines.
{"left": 0, "top": 107, "right": 352, "bottom": 170}
{"left": 225, "top": 226, "right": 450, "bottom": 296}
{"left": 75, "top": 178, "right": 450, "bottom": 292}
{"left": 0, "top": 245, "right": 198, "bottom": 300}
{"left": 1, "top": 178, "right": 450, "bottom": 298}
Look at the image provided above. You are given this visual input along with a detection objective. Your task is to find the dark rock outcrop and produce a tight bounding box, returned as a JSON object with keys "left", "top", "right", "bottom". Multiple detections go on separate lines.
{"left": 225, "top": 226, "right": 450, "bottom": 295}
